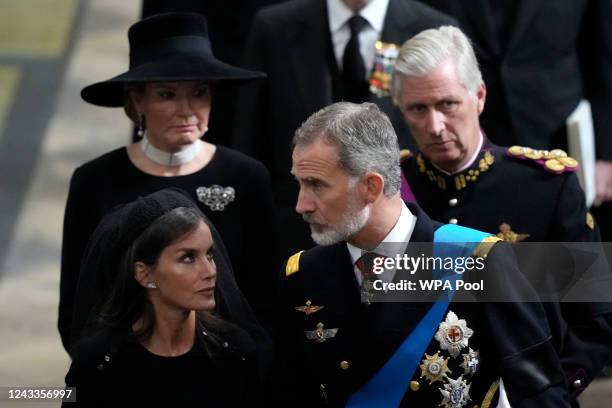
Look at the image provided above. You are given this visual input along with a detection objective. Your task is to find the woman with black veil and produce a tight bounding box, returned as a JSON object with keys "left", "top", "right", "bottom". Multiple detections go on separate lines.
{"left": 63, "top": 188, "right": 271, "bottom": 406}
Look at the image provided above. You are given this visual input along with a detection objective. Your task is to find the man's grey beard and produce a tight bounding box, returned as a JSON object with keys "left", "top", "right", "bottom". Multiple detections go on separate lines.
{"left": 308, "top": 201, "right": 370, "bottom": 246}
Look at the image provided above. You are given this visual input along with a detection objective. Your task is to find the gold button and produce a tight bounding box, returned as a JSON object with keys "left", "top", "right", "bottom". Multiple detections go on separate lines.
{"left": 410, "top": 381, "right": 420, "bottom": 391}
{"left": 339, "top": 360, "right": 350, "bottom": 370}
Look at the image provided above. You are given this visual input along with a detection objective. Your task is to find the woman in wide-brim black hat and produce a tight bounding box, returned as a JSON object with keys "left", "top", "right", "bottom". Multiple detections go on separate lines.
{"left": 59, "top": 13, "right": 278, "bottom": 355}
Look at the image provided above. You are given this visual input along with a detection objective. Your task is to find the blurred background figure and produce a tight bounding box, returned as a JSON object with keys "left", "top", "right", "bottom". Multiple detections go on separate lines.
{"left": 59, "top": 12, "right": 277, "bottom": 353}
{"left": 233, "top": 0, "right": 457, "bottom": 260}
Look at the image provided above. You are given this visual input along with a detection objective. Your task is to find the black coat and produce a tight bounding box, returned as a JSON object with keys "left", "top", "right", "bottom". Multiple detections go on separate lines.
{"left": 272, "top": 203, "right": 568, "bottom": 407}
{"left": 401, "top": 141, "right": 612, "bottom": 399}
{"left": 233, "top": 0, "right": 457, "bottom": 258}
{"left": 418, "top": 0, "right": 612, "bottom": 160}
{"left": 63, "top": 323, "right": 259, "bottom": 407}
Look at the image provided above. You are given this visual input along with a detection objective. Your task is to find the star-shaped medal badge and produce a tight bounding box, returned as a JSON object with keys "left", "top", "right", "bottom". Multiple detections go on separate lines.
{"left": 439, "top": 375, "right": 471, "bottom": 408}
{"left": 419, "top": 351, "right": 451, "bottom": 384}
{"left": 435, "top": 310, "right": 474, "bottom": 358}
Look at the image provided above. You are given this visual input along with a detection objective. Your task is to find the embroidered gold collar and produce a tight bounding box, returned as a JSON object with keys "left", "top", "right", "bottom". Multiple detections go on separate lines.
{"left": 416, "top": 151, "right": 495, "bottom": 191}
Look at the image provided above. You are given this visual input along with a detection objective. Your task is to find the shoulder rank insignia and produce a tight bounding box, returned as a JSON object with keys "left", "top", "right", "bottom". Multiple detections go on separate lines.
{"left": 496, "top": 223, "right": 529, "bottom": 243}
{"left": 439, "top": 375, "right": 471, "bottom": 408}
{"left": 507, "top": 145, "right": 578, "bottom": 174}
{"left": 435, "top": 311, "right": 474, "bottom": 358}
{"left": 304, "top": 322, "right": 338, "bottom": 343}
{"left": 285, "top": 250, "right": 304, "bottom": 277}
{"left": 420, "top": 351, "right": 451, "bottom": 384}
{"left": 295, "top": 300, "right": 324, "bottom": 315}
{"left": 587, "top": 212, "right": 595, "bottom": 230}
{"left": 472, "top": 236, "right": 502, "bottom": 259}
{"left": 400, "top": 149, "right": 413, "bottom": 162}
{"left": 369, "top": 41, "right": 399, "bottom": 98}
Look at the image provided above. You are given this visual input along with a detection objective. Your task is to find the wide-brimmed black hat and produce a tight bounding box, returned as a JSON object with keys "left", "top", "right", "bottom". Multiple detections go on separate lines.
{"left": 81, "top": 12, "right": 265, "bottom": 107}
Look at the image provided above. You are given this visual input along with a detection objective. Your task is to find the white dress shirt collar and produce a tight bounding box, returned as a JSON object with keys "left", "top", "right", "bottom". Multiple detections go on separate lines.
{"left": 327, "top": 0, "right": 388, "bottom": 33}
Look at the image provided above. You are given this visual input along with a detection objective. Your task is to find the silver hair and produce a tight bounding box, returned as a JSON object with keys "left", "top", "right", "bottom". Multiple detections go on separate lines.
{"left": 292, "top": 102, "right": 401, "bottom": 196}
{"left": 391, "top": 25, "right": 482, "bottom": 100}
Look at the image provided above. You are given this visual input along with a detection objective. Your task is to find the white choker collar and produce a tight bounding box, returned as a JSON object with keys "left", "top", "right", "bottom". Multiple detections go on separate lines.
{"left": 141, "top": 135, "right": 201, "bottom": 167}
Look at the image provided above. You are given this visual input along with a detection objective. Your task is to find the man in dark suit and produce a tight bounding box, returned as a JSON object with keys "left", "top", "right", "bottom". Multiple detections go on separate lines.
{"left": 272, "top": 101, "right": 569, "bottom": 407}
{"left": 234, "top": 0, "right": 457, "bottom": 259}
{"left": 392, "top": 25, "right": 612, "bottom": 405}
{"left": 416, "top": 0, "right": 612, "bottom": 233}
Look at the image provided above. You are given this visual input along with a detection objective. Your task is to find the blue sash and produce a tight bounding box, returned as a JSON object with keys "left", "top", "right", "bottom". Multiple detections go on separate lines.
{"left": 346, "top": 224, "right": 490, "bottom": 408}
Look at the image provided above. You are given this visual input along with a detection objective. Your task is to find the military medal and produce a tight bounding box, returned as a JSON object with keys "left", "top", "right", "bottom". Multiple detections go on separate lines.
{"left": 439, "top": 375, "right": 471, "bottom": 408}
{"left": 419, "top": 352, "right": 451, "bottom": 384}
{"left": 435, "top": 311, "right": 473, "bottom": 358}
{"left": 587, "top": 212, "right": 595, "bottom": 230}
{"left": 460, "top": 348, "right": 480, "bottom": 376}
{"left": 304, "top": 322, "right": 338, "bottom": 343}
{"left": 196, "top": 185, "right": 235, "bottom": 211}
{"left": 295, "top": 300, "right": 324, "bottom": 315}
{"left": 360, "top": 278, "right": 375, "bottom": 305}
{"left": 369, "top": 41, "right": 399, "bottom": 98}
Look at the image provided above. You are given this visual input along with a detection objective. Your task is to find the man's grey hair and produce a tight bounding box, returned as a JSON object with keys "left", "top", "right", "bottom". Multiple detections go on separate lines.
{"left": 391, "top": 25, "right": 482, "bottom": 100}
{"left": 292, "top": 102, "right": 401, "bottom": 197}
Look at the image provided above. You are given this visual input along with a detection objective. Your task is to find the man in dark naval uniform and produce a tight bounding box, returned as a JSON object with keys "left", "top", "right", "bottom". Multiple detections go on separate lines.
{"left": 272, "top": 101, "right": 569, "bottom": 407}
{"left": 392, "top": 26, "right": 612, "bottom": 404}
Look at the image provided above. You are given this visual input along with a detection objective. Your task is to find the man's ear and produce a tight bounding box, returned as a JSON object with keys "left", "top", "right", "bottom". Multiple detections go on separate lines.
{"left": 360, "top": 172, "right": 385, "bottom": 203}
{"left": 476, "top": 82, "right": 486, "bottom": 115}
{"left": 134, "top": 262, "right": 154, "bottom": 288}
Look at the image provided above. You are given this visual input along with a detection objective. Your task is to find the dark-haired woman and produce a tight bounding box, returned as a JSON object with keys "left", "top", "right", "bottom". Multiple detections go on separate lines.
{"left": 63, "top": 189, "right": 267, "bottom": 407}
{"left": 59, "top": 12, "right": 278, "bottom": 352}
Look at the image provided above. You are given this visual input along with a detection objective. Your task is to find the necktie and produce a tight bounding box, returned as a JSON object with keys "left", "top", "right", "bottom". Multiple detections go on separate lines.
{"left": 355, "top": 252, "right": 384, "bottom": 305}
{"left": 342, "top": 15, "right": 369, "bottom": 102}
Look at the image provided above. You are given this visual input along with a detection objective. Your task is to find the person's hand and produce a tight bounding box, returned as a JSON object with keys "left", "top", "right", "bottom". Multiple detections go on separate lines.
{"left": 593, "top": 160, "right": 612, "bottom": 206}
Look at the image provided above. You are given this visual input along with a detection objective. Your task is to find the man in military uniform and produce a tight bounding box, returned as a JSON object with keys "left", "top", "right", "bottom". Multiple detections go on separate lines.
{"left": 392, "top": 25, "right": 612, "bottom": 404}
{"left": 272, "top": 101, "right": 568, "bottom": 407}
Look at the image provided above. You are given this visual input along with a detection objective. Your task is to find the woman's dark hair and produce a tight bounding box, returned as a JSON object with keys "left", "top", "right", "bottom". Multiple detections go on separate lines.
{"left": 90, "top": 206, "right": 237, "bottom": 358}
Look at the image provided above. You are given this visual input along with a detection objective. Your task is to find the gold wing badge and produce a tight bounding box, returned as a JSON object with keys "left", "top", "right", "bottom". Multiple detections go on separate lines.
{"left": 304, "top": 322, "right": 338, "bottom": 343}
{"left": 295, "top": 300, "right": 324, "bottom": 315}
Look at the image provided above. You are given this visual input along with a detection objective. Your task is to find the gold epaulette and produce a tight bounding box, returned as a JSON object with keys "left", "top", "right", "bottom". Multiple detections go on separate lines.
{"left": 507, "top": 145, "right": 579, "bottom": 174}
{"left": 400, "top": 149, "right": 413, "bottom": 162}
{"left": 472, "top": 236, "right": 503, "bottom": 259}
{"left": 285, "top": 250, "right": 304, "bottom": 277}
